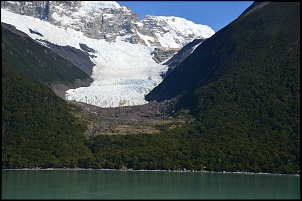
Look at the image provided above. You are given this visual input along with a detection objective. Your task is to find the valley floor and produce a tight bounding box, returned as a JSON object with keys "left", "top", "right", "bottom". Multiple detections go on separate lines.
{"left": 68, "top": 98, "right": 185, "bottom": 137}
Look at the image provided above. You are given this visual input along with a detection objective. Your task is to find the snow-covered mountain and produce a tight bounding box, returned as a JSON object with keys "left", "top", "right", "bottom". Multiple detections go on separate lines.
{"left": 1, "top": 1, "right": 215, "bottom": 108}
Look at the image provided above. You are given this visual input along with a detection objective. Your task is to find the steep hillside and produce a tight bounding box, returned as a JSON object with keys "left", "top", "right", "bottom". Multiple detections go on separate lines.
{"left": 146, "top": 2, "right": 300, "bottom": 116}
{"left": 2, "top": 21, "right": 95, "bottom": 168}
{"left": 163, "top": 38, "right": 206, "bottom": 76}
{"left": 2, "top": 62, "right": 94, "bottom": 168}
{"left": 1, "top": 22, "right": 92, "bottom": 94}
{"left": 144, "top": 2, "right": 300, "bottom": 173}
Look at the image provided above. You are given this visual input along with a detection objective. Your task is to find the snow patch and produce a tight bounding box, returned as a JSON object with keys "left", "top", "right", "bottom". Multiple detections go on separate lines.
{"left": 158, "top": 16, "right": 214, "bottom": 38}
{"left": 136, "top": 30, "right": 155, "bottom": 47}
{"left": 143, "top": 15, "right": 215, "bottom": 48}
{"left": 81, "top": 1, "right": 122, "bottom": 10}
{"left": 52, "top": 12, "right": 74, "bottom": 24}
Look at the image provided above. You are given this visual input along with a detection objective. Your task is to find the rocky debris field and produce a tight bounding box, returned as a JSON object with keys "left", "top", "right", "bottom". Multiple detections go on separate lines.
{"left": 68, "top": 99, "right": 186, "bottom": 137}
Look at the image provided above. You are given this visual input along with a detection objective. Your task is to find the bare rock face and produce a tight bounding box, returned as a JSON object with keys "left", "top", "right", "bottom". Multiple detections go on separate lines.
{"left": 40, "top": 40, "right": 95, "bottom": 76}
{"left": 164, "top": 38, "right": 206, "bottom": 76}
{"left": 1, "top": 1, "right": 50, "bottom": 19}
{"left": 1, "top": 1, "right": 215, "bottom": 64}
{"left": 151, "top": 47, "right": 180, "bottom": 64}
{"left": 48, "top": 2, "right": 141, "bottom": 42}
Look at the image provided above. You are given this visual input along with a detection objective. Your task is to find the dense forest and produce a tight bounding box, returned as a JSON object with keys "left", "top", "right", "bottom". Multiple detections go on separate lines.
{"left": 2, "top": 2, "right": 300, "bottom": 174}
{"left": 2, "top": 62, "right": 94, "bottom": 168}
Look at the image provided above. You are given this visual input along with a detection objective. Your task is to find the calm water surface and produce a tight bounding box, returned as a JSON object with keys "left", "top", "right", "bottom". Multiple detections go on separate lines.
{"left": 2, "top": 170, "right": 300, "bottom": 199}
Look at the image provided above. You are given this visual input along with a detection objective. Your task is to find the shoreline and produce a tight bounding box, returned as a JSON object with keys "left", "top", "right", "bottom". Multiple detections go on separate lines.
{"left": 2, "top": 168, "right": 300, "bottom": 176}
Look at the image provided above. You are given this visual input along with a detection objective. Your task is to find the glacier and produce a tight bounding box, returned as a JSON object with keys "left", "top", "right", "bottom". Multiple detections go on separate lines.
{"left": 1, "top": 2, "right": 215, "bottom": 108}
{"left": 1, "top": 8, "right": 166, "bottom": 107}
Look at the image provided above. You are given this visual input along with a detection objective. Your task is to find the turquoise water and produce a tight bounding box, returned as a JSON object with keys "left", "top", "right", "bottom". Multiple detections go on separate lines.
{"left": 2, "top": 170, "right": 300, "bottom": 199}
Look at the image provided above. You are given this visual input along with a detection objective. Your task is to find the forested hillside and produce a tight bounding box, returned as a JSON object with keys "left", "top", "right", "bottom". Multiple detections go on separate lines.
{"left": 144, "top": 2, "right": 300, "bottom": 173}
{"left": 2, "top": 63, "right": 94, "bottom": 168}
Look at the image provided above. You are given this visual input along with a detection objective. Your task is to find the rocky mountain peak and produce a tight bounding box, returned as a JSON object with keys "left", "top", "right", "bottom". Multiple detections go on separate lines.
{"left": 1, "top": 1, "right": 215, "bottom": 63}
{"left": 47, "top": 1, "right": 140, "bottom": 42}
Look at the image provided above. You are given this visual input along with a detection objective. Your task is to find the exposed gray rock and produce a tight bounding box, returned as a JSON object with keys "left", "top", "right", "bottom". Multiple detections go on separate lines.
{"left": 151, "top": 47, "right": 180, "bottom": 64}
{"left": 1, "top": 1, "right": 214, "bottom": 64}
{"left": 40, "top": 40, "right": 95, "bottom": 76}
{"left": 79, "top": 43, "right": 96, "bottom": 53}
{"left": 164, "top": 38, "right": 206, "bottom": 76}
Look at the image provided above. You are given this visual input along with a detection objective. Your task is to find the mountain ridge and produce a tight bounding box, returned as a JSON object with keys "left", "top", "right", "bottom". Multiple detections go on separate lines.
{"left": 1, "top": 1, "right": 214, "bottom": 50}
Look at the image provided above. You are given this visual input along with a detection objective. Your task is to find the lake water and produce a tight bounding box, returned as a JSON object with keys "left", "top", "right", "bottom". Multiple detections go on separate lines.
{"left": 2, "top": 170, "right": 300, "bottom": 199}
